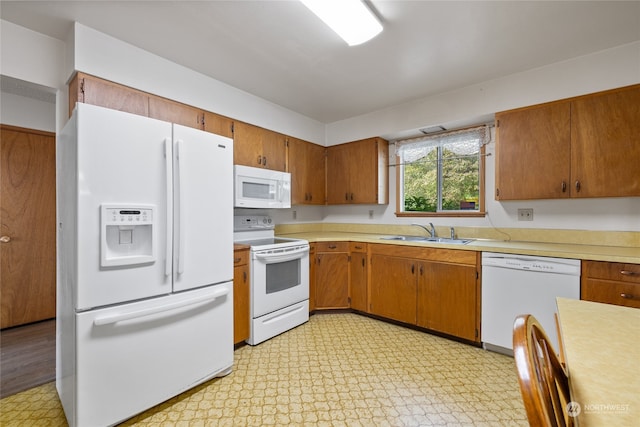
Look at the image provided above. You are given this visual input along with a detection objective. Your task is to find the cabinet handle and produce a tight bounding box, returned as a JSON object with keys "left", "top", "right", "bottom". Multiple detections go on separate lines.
{"left": 345, "top": 193, "right": 349, "bottom": 201}
{"left": 621, "top": 293, "right": 640, "bottom": 301}
{"left": 234, "top": 257, "right": 241, "bottom": 263}
{"left": 257, "top": 155, "right": 262, "bottom": 165}
{"left": 561, "top": 181, "right": 567, "bottom": 192}
{"left": 309, "top": 193, "right": 312, "bottom": 201}
{"left": 420, "top": 266, "right": 423, "bottom": 275}
{"left": 354, "top": 245, "right": 363, "bottom": 249}
{"left": 575, "top": 180, "right": 581, "bottom": 192}
{"left": 411, "top": 264, "right": 415, "bottom": 274}
{"left": 350, "top": 193, "right": 354, "bottom": 201}
{"left": 264, "top": 156, "right": 267, "bottom": 167}
{"left": 620, "top": 270, "right": 639, "bottom": 276}
{"left": 328, "top": 245, "right": 337, "bottom": 249}
{"left": 362, "top": 258, "right": 365, "bottom": 267}
{"left": 243, "top": 271, "right": 247, "bottom": 282}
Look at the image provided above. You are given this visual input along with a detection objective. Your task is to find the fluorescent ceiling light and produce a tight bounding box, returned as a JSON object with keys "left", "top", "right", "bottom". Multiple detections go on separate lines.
{"left": 300, "top": 0, "right": 383, "bottom": 46}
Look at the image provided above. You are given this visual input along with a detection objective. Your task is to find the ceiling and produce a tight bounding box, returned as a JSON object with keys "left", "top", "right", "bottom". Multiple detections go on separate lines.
{"left": 1, "top": 1, "right": 639, "bottom": 124}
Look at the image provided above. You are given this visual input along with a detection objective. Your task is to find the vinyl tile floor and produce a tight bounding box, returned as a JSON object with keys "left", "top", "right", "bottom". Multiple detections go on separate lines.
{"left": 0, "top": 313, "right": 527, "bottom": 426}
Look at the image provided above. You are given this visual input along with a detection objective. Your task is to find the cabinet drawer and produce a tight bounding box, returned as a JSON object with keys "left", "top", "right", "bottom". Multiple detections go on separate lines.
{"left": 233, "top": 248, "right": 249, "bottom": 266}
{"left": 582, "top": 279, "right": 640, "bottom": 308}
{"left": 349, "top": 242, "right": 367, "bottom": 253}
{"left": 583, "top": 261, "right": 640, "bottom": 284}
{"left": 317, "top": 241, "right": 349, "bottom": 252}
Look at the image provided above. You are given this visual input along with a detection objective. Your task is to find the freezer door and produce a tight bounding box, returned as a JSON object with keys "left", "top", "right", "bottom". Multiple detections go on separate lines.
{"left": 72, "top": 284, "right": 233, "bottom": 427}
{"left": 172, "top": 125, "right": 233, "bottom": 292}
{"left": 71, "top": 104, "right": 173, "bottom": 310}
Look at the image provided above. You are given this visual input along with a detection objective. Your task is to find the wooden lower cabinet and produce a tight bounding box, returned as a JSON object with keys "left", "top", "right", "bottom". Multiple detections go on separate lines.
{"left": 417, "top": 261, "right": 479, "bottom": 342}
{"left": 582, "top": 261, "right": 640, "bottom": 309}
{"left": 233, "top": 247, "right": 250, "bottom": 344}
{"left": 368, "top": 244, "right": 480, "bottom": 342}
{"left": 369, "top": 254, "right": 417, "bottom": 324}
{"left": 315, "top": 242, "right": 349, "bottom": 309}
{"left": 349, "top": 243, "right": 368, "bottom": 312}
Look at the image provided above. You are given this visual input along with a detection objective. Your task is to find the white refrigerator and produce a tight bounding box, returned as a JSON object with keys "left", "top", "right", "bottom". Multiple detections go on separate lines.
{"left": 56, "top": 103, "right": 234, "bottom": 427}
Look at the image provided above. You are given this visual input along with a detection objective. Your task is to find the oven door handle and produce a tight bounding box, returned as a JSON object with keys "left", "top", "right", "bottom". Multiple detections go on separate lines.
{"left": 254, "top": 247, "right": 309, "bottom": 263}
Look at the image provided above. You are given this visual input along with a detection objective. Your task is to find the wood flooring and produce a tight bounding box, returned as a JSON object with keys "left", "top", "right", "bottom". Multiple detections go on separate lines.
{"left": 0, "top": 319, "right": 55, "bottom": 398}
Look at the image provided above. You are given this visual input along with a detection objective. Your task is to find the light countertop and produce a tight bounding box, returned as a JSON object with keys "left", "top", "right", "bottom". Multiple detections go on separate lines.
{"left": 276, "top": 230, "right": 640, "bottom": 264}
{"left": 557, "top": 298, "right": 640, "bottom": 425}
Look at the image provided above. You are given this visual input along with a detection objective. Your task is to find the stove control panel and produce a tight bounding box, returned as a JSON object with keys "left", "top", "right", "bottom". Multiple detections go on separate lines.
{"left": 234, "top": 215, "right": 274, "bottom": 231}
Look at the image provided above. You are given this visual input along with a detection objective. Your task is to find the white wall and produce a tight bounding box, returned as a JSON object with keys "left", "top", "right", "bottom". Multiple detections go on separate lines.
{"left": 326, "top": 41, "right": 640, "bottom": 145}
{"left": 71, "top": 23, "right": 326, "bottom": 145}
{"left": 0, "top": 91, "right": 56, "bottom": 132}
{"left": 271, "top": 41, "right": 640, "bottom": 233}
{"left": 3, "top": 19, "right": 638, "bottom": 232}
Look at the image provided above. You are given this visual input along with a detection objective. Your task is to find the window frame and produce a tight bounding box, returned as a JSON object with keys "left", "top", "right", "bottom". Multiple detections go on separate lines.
{"left": 394, "top": 125, "right": 487, "bottom": 218}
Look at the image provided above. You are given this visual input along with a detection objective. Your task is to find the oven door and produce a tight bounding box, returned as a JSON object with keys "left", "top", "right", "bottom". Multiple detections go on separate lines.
{"left": 251, "top": 245, "right": 309, "bottom": 318}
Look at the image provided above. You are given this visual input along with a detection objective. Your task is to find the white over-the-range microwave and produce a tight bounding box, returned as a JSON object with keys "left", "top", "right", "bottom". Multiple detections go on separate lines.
{"left": 234, "top": 165, "right": 291, "bottom": 209}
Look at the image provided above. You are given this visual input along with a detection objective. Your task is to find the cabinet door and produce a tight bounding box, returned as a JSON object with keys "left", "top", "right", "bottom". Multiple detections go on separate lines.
{"left": 148, "top": 96, "right": 203, "bottom": 129}
{"left": 417, "top": 262, "right": 478, "bottom": 341}
{"left": 261, "top": 129, "right": 287, "bottom": 172}
{"left": 571, "top": 85, "right": 640, "bottom": 198}
{"left": 306, "top": 141, "right": 327, "bottom": 204}
{"left": 348, "top": 139, "right": 378, "bottom": 203}
{"left": 233, "top": 259, "right": 250, "bottom": 344}
{"left": 233, "top": 121, "right": 264, "bottom": 168}
{"left": 289, "top": 137, "right": 326, "bottom": 205}
{"left": 369, "top": 255, "right": 416, "bottom": 324}
{"left": 315, "top": 252, "right": 349, "bottom": 309}
{"left": 495, "top": 102, "right": 571, "bottom": 200}
{"left": 326, "top": 143, "right": 351, "bottom": 204}
{"left": 75, "top": 73, "right": 150, "bottom": 117}
{"left": 350, "top": 247, "right": 368, "bottom": 312}
{"left": 204, "top": 112, "right": 234, "bottom": 138}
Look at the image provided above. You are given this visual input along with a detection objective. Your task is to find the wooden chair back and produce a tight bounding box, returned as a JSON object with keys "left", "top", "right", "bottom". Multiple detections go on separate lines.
{"left": 513, "top": 314, "right": 573, "bottom": 427}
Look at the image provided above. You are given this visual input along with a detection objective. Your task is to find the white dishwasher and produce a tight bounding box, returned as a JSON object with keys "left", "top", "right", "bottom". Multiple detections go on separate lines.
{"left": 481, "top": 252, "right": 580, "bottom": 355}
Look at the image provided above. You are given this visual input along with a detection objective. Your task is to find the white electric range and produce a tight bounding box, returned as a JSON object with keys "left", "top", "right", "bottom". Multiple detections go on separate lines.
{"left": 233, "top": 215, "right": 309, "bottom": 345}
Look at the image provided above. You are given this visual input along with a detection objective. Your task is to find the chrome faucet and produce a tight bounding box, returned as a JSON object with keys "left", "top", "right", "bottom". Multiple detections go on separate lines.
{"left": 412, "top": 222, "right": 436, "bottom": 238}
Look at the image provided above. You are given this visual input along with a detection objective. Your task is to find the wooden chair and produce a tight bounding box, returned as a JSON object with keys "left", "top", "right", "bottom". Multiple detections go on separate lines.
{"left": 513, "top": 314, "right": 573, "bottom": 427}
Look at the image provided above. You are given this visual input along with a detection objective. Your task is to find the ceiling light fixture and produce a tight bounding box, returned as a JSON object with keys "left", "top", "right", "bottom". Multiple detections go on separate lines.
{"left": 300, "top": 0, "right": 382, "bottom": 46}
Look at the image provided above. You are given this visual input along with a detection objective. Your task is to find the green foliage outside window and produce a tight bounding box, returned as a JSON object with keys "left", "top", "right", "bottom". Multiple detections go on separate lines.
{"left": 399, "top": 127, "right": 485, "bottom": 213}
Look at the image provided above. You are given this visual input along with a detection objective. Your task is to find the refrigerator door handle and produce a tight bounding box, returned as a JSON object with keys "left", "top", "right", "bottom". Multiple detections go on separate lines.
{"left": 176, "top": 139, "right": 186, "bottom": 275}
{"left": 164, "top": 138, "right": 173, "bottom": 277}
{"left": 93, "top": 287, "right": 230, "bottom": 326}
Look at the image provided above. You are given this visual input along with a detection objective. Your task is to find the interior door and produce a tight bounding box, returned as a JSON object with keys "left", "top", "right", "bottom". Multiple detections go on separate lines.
{"left": 1, "top": 125, "right": 56, "bottom": 329}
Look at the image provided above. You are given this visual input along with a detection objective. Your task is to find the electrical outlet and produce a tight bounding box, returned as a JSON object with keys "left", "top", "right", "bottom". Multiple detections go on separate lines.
{"left": 368, "top": 210, "right": 374, "bottom": 219}
{"left": 517, "top": 208, "right": 534, "bottom": 221}
{"left": 292, "top": 210, "right": 297, "bottom": 220}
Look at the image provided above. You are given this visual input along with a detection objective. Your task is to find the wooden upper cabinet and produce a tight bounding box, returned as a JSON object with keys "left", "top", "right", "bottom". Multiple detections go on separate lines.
{"left": 495, "top": 101, "right": 571, "bottom": 200}
{"left": 495, "top": 84, "right": 640, "bottom": 200}
{"left": 148, "top": 95, "right": 203, "bottom": 130}
{"left": 203, "top": 111, "right": 234, "bottom": 138}
{"left": 233, "top": 121, "right": 287, "bottom": 171}
{"left": 70, "top": 72, "right": 149, "bottom": 118}
{"left": 571, "top": 86, "right": 640, "bottom": 198}
{"left": 288, "top": 136, "right": 326, "bottom": 205}
{"left": 326, "top": 137, "right": 388, "bottom": 205}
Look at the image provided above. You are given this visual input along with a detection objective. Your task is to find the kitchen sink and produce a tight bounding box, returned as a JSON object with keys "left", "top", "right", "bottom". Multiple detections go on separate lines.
{"left": 379, "top": 235, "right": 473, "bottom": 245}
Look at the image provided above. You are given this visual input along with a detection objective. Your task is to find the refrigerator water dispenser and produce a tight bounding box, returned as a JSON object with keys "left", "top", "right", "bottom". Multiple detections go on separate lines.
{"left": 101, "top": 204, "right": 155, "bottom": 267}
